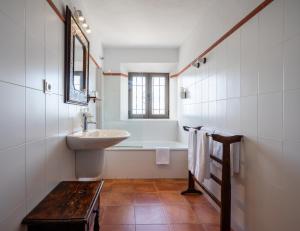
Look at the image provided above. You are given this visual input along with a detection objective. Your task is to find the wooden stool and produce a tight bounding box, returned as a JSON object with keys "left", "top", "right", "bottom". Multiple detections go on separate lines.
{"left": 22, "top": 181, "right": 103, "bottom": 231}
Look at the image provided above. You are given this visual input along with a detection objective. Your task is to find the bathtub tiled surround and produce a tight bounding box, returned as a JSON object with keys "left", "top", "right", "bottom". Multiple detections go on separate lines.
{"left": 177, "top": 0, "right": 300, "bottom": 230}
{"left": 0, "top": 1, "right": 99, "bottom": 230}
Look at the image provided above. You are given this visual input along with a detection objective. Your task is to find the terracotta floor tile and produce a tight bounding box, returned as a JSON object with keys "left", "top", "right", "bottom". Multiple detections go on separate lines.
{"left": 163, "top": 204, "right": 199, "bottom": 224}
{"left": 192, "top": 204, "right": 220, "bottom": 225}
{"left": 101, "top": 225, "right": 135, "bottom": 231}
{"left": 102, "top": 181, "right": 114, "bottom": 192}
{"left": 103, "top": 192, "right": 134, "bottom": 206}
{"left": 101, "top": 206, "right": 135, "bottom": 225}
{"left": 202, "top": 224, "right": 220, "bottom": 231}
{"left": 183, "top": 194, "right": 211, "bottom": 206}
{"left": 100, "top": 192, "right": 110, "bottom": 206}
{"left": 135, "top": 205, "right": 168, "bottom": 224}
{"left": 111, "top": 183, "right": 136, "bottom": 193}
{"left": 172, "top": 224, "right": 206, "bottom": 231}
{"left": 155, "top": 181, "right": 187, "bottom": 192}
{"left": 134, "top": 183, "right": 157, "bottom": 192}
{"left": 159, "top": 192, "right": 189, "bottom": 204}
{"left": 136, "top": 224, "right": 171, "bottom": 231}
{"left": 134, "top": 193, "right": 161, "bottom": 205}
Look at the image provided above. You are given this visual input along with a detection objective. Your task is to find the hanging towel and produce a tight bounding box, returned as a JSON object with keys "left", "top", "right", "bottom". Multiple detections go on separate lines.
{"left": 188, "top": 128, "right": 197, "bottom": 173}
{"left": 212, "top": 130, "right": 241, "bottom": 175}
{"left": 194, "top": 130, "right": 211, "bottom": 183}
{"left": 156, "top": 147, "right": 170, "bottom": 165}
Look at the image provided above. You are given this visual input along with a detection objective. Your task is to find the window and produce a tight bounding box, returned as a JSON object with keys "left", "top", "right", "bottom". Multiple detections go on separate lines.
{"left": 128, "top": 72, "right": 169, "bottom": 119}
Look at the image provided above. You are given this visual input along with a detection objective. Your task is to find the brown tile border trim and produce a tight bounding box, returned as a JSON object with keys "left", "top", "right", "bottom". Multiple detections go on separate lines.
{"left": 170, "top": 0, "right": 274, "bottom": 78}
{"left": 46, "top": 0, "right": 102, "bottom": 69}
{"left": 103, "top": 72, "right": 128, "bottom": 78}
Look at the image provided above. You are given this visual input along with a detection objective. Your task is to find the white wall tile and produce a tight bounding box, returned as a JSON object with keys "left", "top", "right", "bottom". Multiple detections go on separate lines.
{"left": 283, "top": 35, "right": 300, "bottom": 91}
{"left": 259, "top": 0, "right": 284, "bottom": 48}
{"left": 227, "top": 65, "right": 240, "bottom": 98}
{"left": 258, "top": 92, "right": 283, "bottom": 140}
{"left": 201, "top": 102, "right": 209, "bottom": 125}
{"left": 257, "top": 138, "right": 285, "bottom": 187}
{"left": 0, "top": 83, "right": 25, "bottom": 150}
{"left": 58, "top": 22, "right": 65, "bottom": 96}
{"left": 25, "top": 0, "right": 44, "bottom": 41}
{"left": 241, "top": 96, "right": 258, "bottom": 136}
{"left": 0, "top": 0, "right": 25, "bottom": 28}
{"left": 59, "top": 96, "right": 72, "bottom": 135}
{"left": 215, "top": 42, "right": 227, "bottom": 73}
{"left": 201, "top": 78, "right": 209, "bottom": 102}
{"left": 227, "top": 31, "right": 240, "bottom": 69}
{"left": 0, "top": 203, "right": 26, "bottom": 231}
{"left": 241, "top": 17, "right": 259, "bottom": 97}
{"left": 25, "top": 139, "right": 47, "bottom": 211}
{"left": 283, "top": 141, "right": 300, "bottom": 188}
{"left": 26, "top": 88, "right": 45, "bottom": 142}
{"left": 227, "top": 30, "right": 241, "bottom": 100}
{"left": 208, "top": 75, "right": 217, "bottom": 101}
{"left": 45, "top": 50, "right": 59, "bottom": 94}
{"left": 226, "top": 98, "right": 240, "bottom": 132}
{"left": 208, "top": 101, "right": 216, "bottom": 126}
{"left": 259, "top": 44, "right": 283, "bottom": 94}
{"left": 46, "top": 93, "right": 59, "bottom": 137}
{"left": 26, "top": 36, "right": 44, "bottom": 90}
{"left": 57, "top": 136, "right": 75, "bottom": 180}
{"left": 69, "top": 104, "right": 82, "bottom": 132}
{"left": 0, "top": 145, "right": 26, "bottom": 220}
{"left": 0, "top": 13, "right": 25, "bottom": 86}
{"left": 46, "top": 136, "right": 61, "bottom": 191}
{"left": 284, "top": 89, "right": 300, "bottom": 141}
{"left": 284, "top": 0, "right": 300, "bottom": 40}
{"left": 45, "top": 3, "right": 59, "bottom": 55}
{"left": 216, "top": 72, "right": 227, "bottom": 100}
{"left": 216, "top": 100, "right": 227, "bottom": 129}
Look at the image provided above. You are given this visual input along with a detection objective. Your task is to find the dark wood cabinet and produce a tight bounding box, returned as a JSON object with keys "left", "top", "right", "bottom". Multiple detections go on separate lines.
{"left": 22, "top": 181, "right": 103, "bottom": 231}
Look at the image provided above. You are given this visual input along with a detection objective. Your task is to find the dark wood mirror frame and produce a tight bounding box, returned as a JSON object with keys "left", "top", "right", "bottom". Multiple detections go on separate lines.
{"left": 64, "top": 6, "right": 89, "bottom": 105}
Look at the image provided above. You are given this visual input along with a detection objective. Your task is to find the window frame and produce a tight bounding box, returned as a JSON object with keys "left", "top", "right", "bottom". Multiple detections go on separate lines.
{"left": 128, "top": 72, "right": 169, "bottom": 119}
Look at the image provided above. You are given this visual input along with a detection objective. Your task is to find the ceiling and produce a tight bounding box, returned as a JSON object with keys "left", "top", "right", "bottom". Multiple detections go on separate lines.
{"left": 81, "top": 0, "right": 208, "bottom": 48}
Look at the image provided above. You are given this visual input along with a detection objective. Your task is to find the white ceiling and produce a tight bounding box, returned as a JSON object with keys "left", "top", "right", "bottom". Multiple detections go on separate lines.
{"left": 81, "top": 0, "right": 208, "bottom": 48}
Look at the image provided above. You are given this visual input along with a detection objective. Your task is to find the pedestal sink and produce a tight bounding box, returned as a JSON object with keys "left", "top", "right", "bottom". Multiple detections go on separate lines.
{"left": 67, "top": 129, "right": 130, "bottom": 180}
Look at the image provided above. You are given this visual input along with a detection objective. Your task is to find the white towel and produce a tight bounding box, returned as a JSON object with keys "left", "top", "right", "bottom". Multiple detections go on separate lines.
{"left": 156, "top": 147, "right": 170, "bottom": 165}
{"left": 212, "top": 130, "right": 241, "bottom": 175}
{"left": 194, "top": 130, "right": 211, "bottom": 183}
{"left": 188, "top": 128, "right": 197, "bottom": 173}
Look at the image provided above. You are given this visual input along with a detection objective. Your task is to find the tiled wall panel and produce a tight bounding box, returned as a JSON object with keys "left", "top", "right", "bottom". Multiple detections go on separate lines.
{"left": 177, "top": 0, "right": 300, "bottom": 230}
{"left": 0, "top": 1, "right": 99, "bottom": 230}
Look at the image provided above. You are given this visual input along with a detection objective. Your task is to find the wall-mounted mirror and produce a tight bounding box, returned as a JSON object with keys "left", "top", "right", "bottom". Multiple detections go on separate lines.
{"left": 65, "top": 6, "right": 89, "bottom": 105}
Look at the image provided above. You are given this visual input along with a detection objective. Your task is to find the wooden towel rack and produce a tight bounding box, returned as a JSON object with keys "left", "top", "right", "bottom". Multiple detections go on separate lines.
{"left": 182, "top": 126, "right": 243, "bottom": 231}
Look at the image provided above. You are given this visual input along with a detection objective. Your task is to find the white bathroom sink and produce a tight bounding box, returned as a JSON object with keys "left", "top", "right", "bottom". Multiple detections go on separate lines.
{"left": 67, "top": 129, "right": 130, "bottom": 151}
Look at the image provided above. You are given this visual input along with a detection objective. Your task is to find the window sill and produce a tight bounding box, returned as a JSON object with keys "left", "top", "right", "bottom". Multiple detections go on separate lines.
{"left": 122, "top": 119, "right": 178, "bottom": 122}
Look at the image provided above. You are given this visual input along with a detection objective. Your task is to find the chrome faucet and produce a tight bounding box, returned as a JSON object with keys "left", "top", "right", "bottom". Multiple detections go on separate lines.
{"left": 82, "top": 113, "right": 96, "bottom": 132}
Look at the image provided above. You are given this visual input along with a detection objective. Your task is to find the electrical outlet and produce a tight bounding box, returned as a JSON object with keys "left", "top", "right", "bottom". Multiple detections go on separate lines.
{"left": 43, "top": 80, "right": 52, "bottom": 93}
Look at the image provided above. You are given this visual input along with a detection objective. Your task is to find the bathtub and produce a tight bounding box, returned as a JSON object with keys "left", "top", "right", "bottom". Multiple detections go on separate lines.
{"left": 102, "top": 140, "right": 188, "bottom": 179}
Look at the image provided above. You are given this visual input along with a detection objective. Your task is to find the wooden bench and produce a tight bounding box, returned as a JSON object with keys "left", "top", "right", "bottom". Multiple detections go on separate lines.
{"left": 22, "top": 181, "right": 103, "bottom": 231}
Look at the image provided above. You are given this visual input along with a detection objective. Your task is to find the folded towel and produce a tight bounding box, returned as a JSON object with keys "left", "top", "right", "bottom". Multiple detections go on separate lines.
{"left": 212, "top": 130, "right": 241, "bottom": 175}
{"left": 188, "top": 128, "right": 197, "bottom": 173}
{"left": 156, "top": 147, "right": 170, "bottom": 165}
{"left": 194, "top": 130, "right": 211, "bottom": 183}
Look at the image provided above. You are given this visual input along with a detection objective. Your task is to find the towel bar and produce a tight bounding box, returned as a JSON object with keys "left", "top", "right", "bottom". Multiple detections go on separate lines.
{"left": 182, "top": 125, "right": 243, "bottom": 231}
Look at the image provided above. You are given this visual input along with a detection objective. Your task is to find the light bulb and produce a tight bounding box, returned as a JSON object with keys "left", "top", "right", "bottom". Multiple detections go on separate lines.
{"left": 86, "top": 27, "right": 91, "bottom": 34}
{"left": 76, "top": 10, "right": 85, "bottom": 21}
{"left": 82, "top": 22, "right": 88, "bottom": 28}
